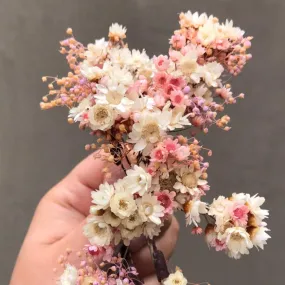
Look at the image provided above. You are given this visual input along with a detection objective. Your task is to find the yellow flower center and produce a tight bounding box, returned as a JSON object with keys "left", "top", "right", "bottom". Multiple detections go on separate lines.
{"left": 119, "top": 199, "right": 129, "bottom": 210}
{"left": 141, "top": 122, "right": 160, "bottom": 143}
{"left": 94, "top": 106, "right": 109, "bottom": 122}
{"left": 181, "top": 173, "right": 198, "bottom": 188}
{"left": 93, "top": 224, "right": 107, "bottom": 236}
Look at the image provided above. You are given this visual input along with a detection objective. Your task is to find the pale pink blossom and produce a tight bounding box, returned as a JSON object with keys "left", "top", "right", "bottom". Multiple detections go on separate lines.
{"left": 229, "top": 203, "right": 249, "bottom": 227}
{"left": 169, "top": 34, "right": 186, "bottom": 49}
{"left": 155, "top": 190, "right": 177, "bottom": 215}
{"left": 153, "top": 72, "right": 169, "bottom": 88}
{"left": 170, "top": 90, "right": 186, "bottom": 106}
{"left": 163, "top": 138, "right": 180, "bottom": 153}
{"left": 154, "top": 55, "right": 170, "bottom": 71}
{"left": 174, "top": 145, "right": 190, "bottom": 161}
{"left": 151, "top": 145, "right": 168, "bottom": 162}
{"left": 169, "top": 49, "right": 181, "bottom": 62}
{"left": 191, "top": 226, "right": 203, "bottom": 235}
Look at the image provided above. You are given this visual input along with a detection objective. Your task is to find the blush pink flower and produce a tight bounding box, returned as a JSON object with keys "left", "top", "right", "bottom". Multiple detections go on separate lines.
{"left": 170, "top": 34, "right": 186, "bottom": 49}
{"left": 169, "top": 49, "right": 181, "bottom": 62}
{"left": 151, "top": 145, "right": 168, "bottom": 162}
{"left": 191, "top": 227, "right": 203, "bottom": 235}
{"left": 154, "top": 55, "right": 170, "bottom": 71}
{"left": 163, "top": 138, "right": 180, "bottom": 153}
{"left": 174, "top": 145, "right": 190, "bottom": 161}
{"left": 155, "top": 190, "right": 176, "bottom": 215}
{"left": 212, "top": 238, "right": 227, "bottom": 251}
{"left": 170, "top": 90, "right": 185, "bottom": 106}
{"left": 153, "top": 72, "right": 169, "bottom": 88}
{"left": 230, "top": 203, "right": 249, "bottom": 227}
{"left": 153, "top": 91, "right": 166, "bottom": 107}
{"left": 167, "top": 76, "right": 186, "bottom": 89}
{"left": 164, "top": 84, "right": 177, "bottom": 99}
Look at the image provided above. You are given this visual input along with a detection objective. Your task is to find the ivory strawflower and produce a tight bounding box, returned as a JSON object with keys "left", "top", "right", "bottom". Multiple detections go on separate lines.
{"left": 88, "top": 104, "right": 116, "bottom": 131}
{"left": 125, "top": 165, "right": 152, "bottom": 196}
{"left": 137, "top": 194, "right": 165, "bottom": 225}
{"left": 83, "top": 216, "right": 113, "bottom": 247}
{"left": 90, "top": 182, "right": 114, "bottom": 212}
{"left": 163, "top": 269, "right": 187, "bottom": 285}
{"left": 110, "top": 192, "right": 137, "bottom": 219}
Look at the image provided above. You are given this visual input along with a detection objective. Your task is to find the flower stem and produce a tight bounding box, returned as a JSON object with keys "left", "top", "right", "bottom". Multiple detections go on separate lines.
{"left": 147, "top": 238, "right": 170, "bottom": 283}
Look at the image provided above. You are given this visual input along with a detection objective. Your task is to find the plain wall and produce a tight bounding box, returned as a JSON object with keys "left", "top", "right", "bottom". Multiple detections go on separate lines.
{"left": 0, "top": 0, "right": 284, "bottom": 284}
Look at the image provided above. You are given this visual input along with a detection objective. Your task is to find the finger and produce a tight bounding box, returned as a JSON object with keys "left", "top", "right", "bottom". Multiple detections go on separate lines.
{"left": 131, "top": 217, "right": 180, "bottom": 278}
{"left": 47, "top": 151, "right": 124, "bottom": 216}
{"left": 144, "top": 274, "right": 161, "bottom": 285}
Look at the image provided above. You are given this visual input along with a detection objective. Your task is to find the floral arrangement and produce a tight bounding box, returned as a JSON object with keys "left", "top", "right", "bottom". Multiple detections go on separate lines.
{"left": 41, "top": 11, "right": 270, "bottom": 285}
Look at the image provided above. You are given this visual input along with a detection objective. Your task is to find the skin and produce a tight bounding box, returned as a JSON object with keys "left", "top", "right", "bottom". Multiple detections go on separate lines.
{"left": 10, "top": 153, "right": 180, "bottom": 285}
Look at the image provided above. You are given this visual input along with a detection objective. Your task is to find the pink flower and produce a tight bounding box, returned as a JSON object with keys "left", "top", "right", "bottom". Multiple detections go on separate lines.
{"left": 164, "top": 84, "right": 177, "bottom": 98}
{"left": 154, "top": 55, "right": 170, "bottom": 71}
{"left": 169, "top": 49, "right": 181, "bottom": 62}
{"left": 212, "top": 238, "right": 227, "bottom": 251}
{"left": 155, "top": 190, "right": 176, "bottom": 215}
{"left": 151, "top": 145, "right": 168, "bottom": 162}
{"left": 230, "top": 203, "right": 249, "bottom": 227}
{"left": 167, "top": 76, "right": 186, "bottom": 89}
{"left": 163, "top": 138, "right": 180, "bottom": 153}
{"left": 191, "top": 227, "right": 203, "bottom": 235}
{"left": 153, "top": 91, "right": 166, "bottom": 107}
{"left": 170, "top": 90, "right": 185, "bottom": 106}
{"left": 153, "top": 72, "right": 169, "bottom": 88}
{"left": 170, "top": 34, "right": 186, "bottom": 49}
{"left": 174, "top": 145, "right": 190, "bottom": 161}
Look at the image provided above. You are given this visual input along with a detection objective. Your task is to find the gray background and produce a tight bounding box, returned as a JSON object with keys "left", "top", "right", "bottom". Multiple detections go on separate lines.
{"left": 0, "top": 0, "right": 284, "bottom": 284}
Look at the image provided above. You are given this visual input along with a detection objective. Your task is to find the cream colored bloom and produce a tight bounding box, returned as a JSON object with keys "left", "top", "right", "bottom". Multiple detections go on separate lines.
{"left": 173, "top": 166, "right": 207, "bottom": 195}
{"left": 198, "top": 62, "right": 224, "bottom": 87}
{"left": 85, "top": 38, "right": 108, "bottom": 65}
{"left": 163, "top": 103, "right": 191, "bottom": 131}
{"left": 137, "top": 194, "right": 165, "bottom": 225}
{"left": 80, "top": 61, "right": 105, "bottom": 81}
{"left": 128, "top": 110, "right": 171, "bottom": 152}
{"left": 103, "top": 210, "right": 121, "bottom": 227}
{"left": 122, "top": 211, "right": 143, "bottom": 230}
{"left": 88, "top": 104, "right": 116, "bottom": 131}
{"left": 180, "top": 11, "right": 209, "bottom": 28}
{"left": 163, "top": 269, "right": 187, "bottom": 285}
{"left": 220, "top": 20, "right": 244, "bottom": 40}
{"left": 245, "top": 194, "right": 269, "bottom": 224}
{"left": 110, "top": 192, "right": 137, "bottom": 219}
{"left": 185, "top": 199, "right": 208, "bottom": 226}
{"left": 59, "top": 264, "right": 78, "bottom": 285}
{"left": 143, "top": 221, "right": 162, "bottom": 239}
{"left": 83, "top": 216, "right": 113, "bottom": 246}
{"left": 90, "top": 182, "right": 114, "bottom": 212}
{"left": 125, "top": 165, "right": 152, "bottom": 196}
{"left": 208, "top": 196, "right": 231, "bottom": 232}
{"left": 223, "top": 227, "right": 253, "bottom": 259}
{"left": 251, "top": 227, "right": 271, "bottom": 250}
{"left": 197, "top": 21, "right": 218, "bottom": 46}
{"left": 120, "top": 226, "right": 143, "bottom": 246}
{"left": 109, "top": 23, "right": 127, "bottom": 40}
{"left": 178, "top": 50, "right": 198, "bottom": 75}
{"left": 95, "top": 83, "right": 134, "bottom": 115}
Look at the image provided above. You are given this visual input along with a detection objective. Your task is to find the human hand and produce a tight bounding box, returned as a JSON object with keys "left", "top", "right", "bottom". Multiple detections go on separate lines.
{"left": 10, "top": 153, "right": 179, "bottom": 285}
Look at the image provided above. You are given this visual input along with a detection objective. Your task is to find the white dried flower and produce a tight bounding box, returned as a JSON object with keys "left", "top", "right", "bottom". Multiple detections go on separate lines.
{"left": 83, "top": 216, "right": 113, "bottom": 246}
{"left": 110, "top": 192, "right": 137, "bottom": 219}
